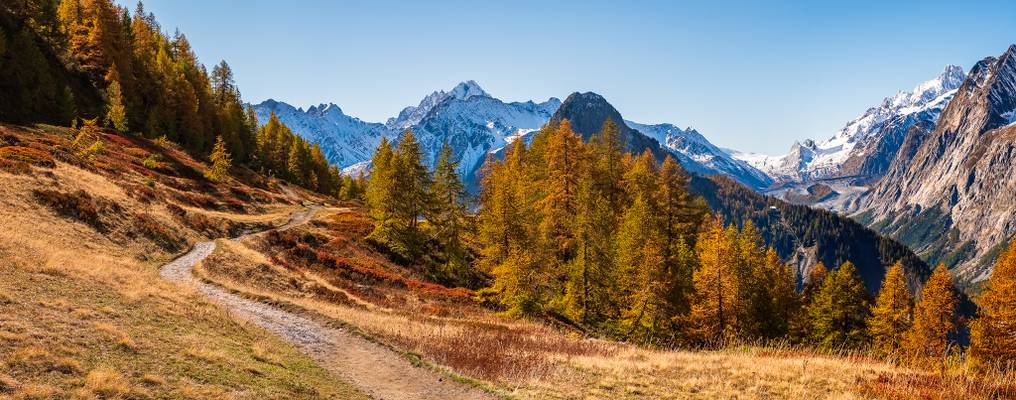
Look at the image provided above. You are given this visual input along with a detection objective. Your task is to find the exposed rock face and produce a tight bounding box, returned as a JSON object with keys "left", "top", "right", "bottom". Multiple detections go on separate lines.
{"left": 860, "top": 45, "right": 1016, "bottom": 283}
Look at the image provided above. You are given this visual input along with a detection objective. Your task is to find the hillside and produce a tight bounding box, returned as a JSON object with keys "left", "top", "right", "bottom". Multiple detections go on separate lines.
{"left": 0, "top": 123, "right": 366, "bottom": 398}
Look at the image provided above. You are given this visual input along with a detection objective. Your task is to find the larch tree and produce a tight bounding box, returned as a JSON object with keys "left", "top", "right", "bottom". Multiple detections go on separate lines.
{"left": 906, "top": 263, "right": 959, "bottom": 364}
{"left": 564, "top": 174, "right": 616, "bottom": 324}
{"left": 970, "top": 240, "right": 1016, "bottom": 371}
{"left": 614, "top": 193, "right": 666, "bottom": 340}
{"left": 365, "top": 137, "right": 399, "bottom": 249}
{"left": 588, "top": 118, "right": 625, "bottom": 210}
{"left": 539, "top": 119, "right": 583, "bottom": 264}
{"left": 393, "top": 129, "right": 430, "bottom": 250}
{"left": 691, "top": 215, "right": 738, "bottom": 345}
{"left": 426, "top": 142, "right": 470, "bottom": 279}
{"left": 204, "top": 135, "right": 231, "bottom": 183}
{"left": 809, "top": 262, "right": 870, "bottom": 348}
{"left": 868, "top": 260, "right": 914, "bottom": 358}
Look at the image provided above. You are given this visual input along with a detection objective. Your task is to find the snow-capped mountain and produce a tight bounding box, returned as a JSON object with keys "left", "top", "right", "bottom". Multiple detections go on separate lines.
{"left": 858, "top": 45, "right": 1016, "bottom": 283}
{"left": 627, "top": 121, "right": 773, "bottom": 189}
{"left": 734, "top": 65, "right": 966, "bottom": 183}
{"left": 252, "top": 82, "right": 560, "bottom": 186}
{"left": 252, "top": 82, "right": 772, "bottom": 190}
{"left": 252, "top": 99, "right": 393, "bottom": 169}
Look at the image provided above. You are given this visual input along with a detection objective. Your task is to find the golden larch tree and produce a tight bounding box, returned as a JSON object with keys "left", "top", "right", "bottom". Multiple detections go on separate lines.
{"left": 868, "top": 260, "right": 914, "bottom": 357}
{"left": 969, "top": 241, "right": 1016, "bottom": 370}
{"left": 906, "top": 263, "right": 958, "bottom": 364}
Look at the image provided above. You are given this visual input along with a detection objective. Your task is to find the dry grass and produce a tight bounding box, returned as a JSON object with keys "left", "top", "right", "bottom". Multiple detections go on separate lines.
{"left": 196, "top": 207, "right": 1013, "bottom": 400}
{"left": 0, "top": 124, "right": 367, "bottom": 399}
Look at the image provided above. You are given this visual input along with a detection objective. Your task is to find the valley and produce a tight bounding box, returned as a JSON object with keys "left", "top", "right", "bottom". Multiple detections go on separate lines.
{"left": 4, "top": 1, "right": 1016, "bottom": 399}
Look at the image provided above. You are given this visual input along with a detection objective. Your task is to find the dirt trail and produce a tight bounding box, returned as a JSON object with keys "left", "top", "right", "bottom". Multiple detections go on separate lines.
{"left": 161, "top": 208, "right": 494, "bottom": 400}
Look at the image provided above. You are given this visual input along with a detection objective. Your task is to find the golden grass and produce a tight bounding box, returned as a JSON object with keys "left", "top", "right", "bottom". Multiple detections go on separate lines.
{"left": 197, "top": 210, "right": 1012, "bottom": 400}
{"left": 0, "top": 125, "right": 368, "bottom": 399}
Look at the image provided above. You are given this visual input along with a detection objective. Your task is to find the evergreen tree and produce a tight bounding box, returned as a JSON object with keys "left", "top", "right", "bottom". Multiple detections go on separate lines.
{"left": 970, "top": 241, "right": 1016, "bottom": 371}
{"left": 906, "top": 264, "right": 958, "bottom": 364}
{"left": 868, "top": 260, "right": 914, "bottom": 358}
{"left": 809, "top": 262, "right": 870, "bottom": 348}
{"left": 203, "top": 135, "right": 231, "bottom": 183}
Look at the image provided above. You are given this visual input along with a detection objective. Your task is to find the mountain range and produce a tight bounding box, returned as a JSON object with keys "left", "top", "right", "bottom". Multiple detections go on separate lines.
{"left": 252, "top": 82, "right": 772, "bottom": 190}
{"left": 253, "top": 45, "right": 1016, "bottom": 285}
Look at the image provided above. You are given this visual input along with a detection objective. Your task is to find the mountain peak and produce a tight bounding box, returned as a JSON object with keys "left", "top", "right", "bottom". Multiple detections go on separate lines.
{"left": 449, "top": 80, "right": 489, "bottom": 100}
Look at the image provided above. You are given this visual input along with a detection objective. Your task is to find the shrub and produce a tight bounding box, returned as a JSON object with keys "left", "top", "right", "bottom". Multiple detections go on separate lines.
{"left": 142, "top": 154, "right": 159, "bottom": 169}
{"left": 32, "top": 189, "right": 120, "bottom": 232}
{"left": 134, "top": 213, "right": 182, "bottom": 251}
{"left": 0, "top": 146, "right": 55, "bottom": 167}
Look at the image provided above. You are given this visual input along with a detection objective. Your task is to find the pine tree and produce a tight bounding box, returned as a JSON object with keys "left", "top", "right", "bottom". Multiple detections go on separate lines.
{"left": 691, "top": 215, "right": 738, "bottom": 345}
{"left": 809, "top": 262, "right": 870, "bottom": 348}
{"left": 906, "top": 264, "right": 958, "bottom": 364}
{"left": 204, "top": 135, "right": 231, "bottom": 183}
{"left": 970, "top": 241, "right": 1016, "bottom": 371}
{"left": 57, "top": 85, "right": 77, "bottom": 125}
{"left": 868, "top": 260, "right": 914, "bottom": 358}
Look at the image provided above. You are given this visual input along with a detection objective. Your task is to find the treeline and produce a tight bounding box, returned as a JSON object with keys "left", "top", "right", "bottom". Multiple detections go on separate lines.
{"left": 364, "top": 118, "right": 1016, "bottom": 372}
{"left": 689, "top": 174, "right": 930, "bottom": 292}
{"left": 0, "top": 1, "right": 347, "bottom": 196}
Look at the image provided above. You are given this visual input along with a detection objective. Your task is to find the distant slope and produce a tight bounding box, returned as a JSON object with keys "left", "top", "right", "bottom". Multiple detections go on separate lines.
{"left": 542, "top": 92, "right": 931, "bottom": 291}
{"left": 690, "top": 175, "right": 931, "bottom": 292}
{"left": 858, "top": 45, "right": 1016, "bottom": 283}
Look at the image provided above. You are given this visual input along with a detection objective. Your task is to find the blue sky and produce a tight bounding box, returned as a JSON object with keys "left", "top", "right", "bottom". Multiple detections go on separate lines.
{"left": 115, "top": 0, "right": 1016, "bottom": 154}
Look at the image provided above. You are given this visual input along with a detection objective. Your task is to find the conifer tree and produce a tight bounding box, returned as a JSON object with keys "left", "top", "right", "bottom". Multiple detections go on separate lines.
{"left": 392, "top": 129, "right": 430, "bottom": 254}
{"left": 906, "top": 264, "right": 958, "bottom": 364}
{"left": 427, "top": 142, "right": 470, "bottom": 278}
{"left": 477, "top": 143, "right": 542, "bottom": 315}
{"left": 588, "top": 118, "right": 625, "bottom": 209}
{"left": 809, "top": 262, "right": 870, "bottom": 348}
{"left": 564, "top": 175, "right": 616, "bottom": 324}
{"left": 970, "top": 241, "right": 1016, "bottom": 370}
{"left": 104, "top": 74, "right": 128, "bottom": 132}
{"left": 614, "top": 194, "right": 666, "bottom": 339}
{"left": 204, "top": 135, "right": 231, "bottom": 183}
{"left": 540, "top": 119, "right": 583, "bottom": 263}
{"left": 691, "top": 215, "right": 738, "bottom": 344}
{"left": 366, "top": 137, "right": 400, "bottom": 247}
{"left": 868, "top": 260, "right": 914, "bottom": 357}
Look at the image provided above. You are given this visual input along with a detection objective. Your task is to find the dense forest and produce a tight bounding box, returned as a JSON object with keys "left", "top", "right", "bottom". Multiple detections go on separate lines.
{"left": 0, "top": 0, "right": 349, "bottom": 196}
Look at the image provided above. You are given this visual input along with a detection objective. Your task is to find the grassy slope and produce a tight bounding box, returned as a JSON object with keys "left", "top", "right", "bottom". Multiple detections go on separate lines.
{"left": 196, "top": 208, "right": 1012, "bottom": 399}
{"left": 0, "top": 124, "right": 366, "bottom": 399}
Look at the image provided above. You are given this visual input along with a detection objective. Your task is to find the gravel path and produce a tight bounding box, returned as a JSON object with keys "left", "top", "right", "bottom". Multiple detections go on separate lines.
{"left": 161, "top": 208, "right": 494, "bottom": 400}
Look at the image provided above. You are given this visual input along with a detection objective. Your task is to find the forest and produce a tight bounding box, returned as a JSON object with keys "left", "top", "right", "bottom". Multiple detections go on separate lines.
{"left": 0, "top": 0, "right": 353, "bottom": 197}
{"left": 365, "top": 118, "right": 1016, "bottom": 371}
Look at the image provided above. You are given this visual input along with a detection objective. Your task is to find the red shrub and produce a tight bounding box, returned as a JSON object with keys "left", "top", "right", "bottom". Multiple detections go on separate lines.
{"left": 0, "top": 146, "right": 55, "bottom": 167}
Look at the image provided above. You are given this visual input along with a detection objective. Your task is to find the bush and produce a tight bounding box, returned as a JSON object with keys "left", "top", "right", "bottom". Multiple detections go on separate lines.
{"left": 0, "top": 146, "right": 55, "bottom": 167}
{"left": 142, "top": 154, "right": 159, "bottom": 169}
{"left": 32, "top": 189, "right": 120, "bottom": 232}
